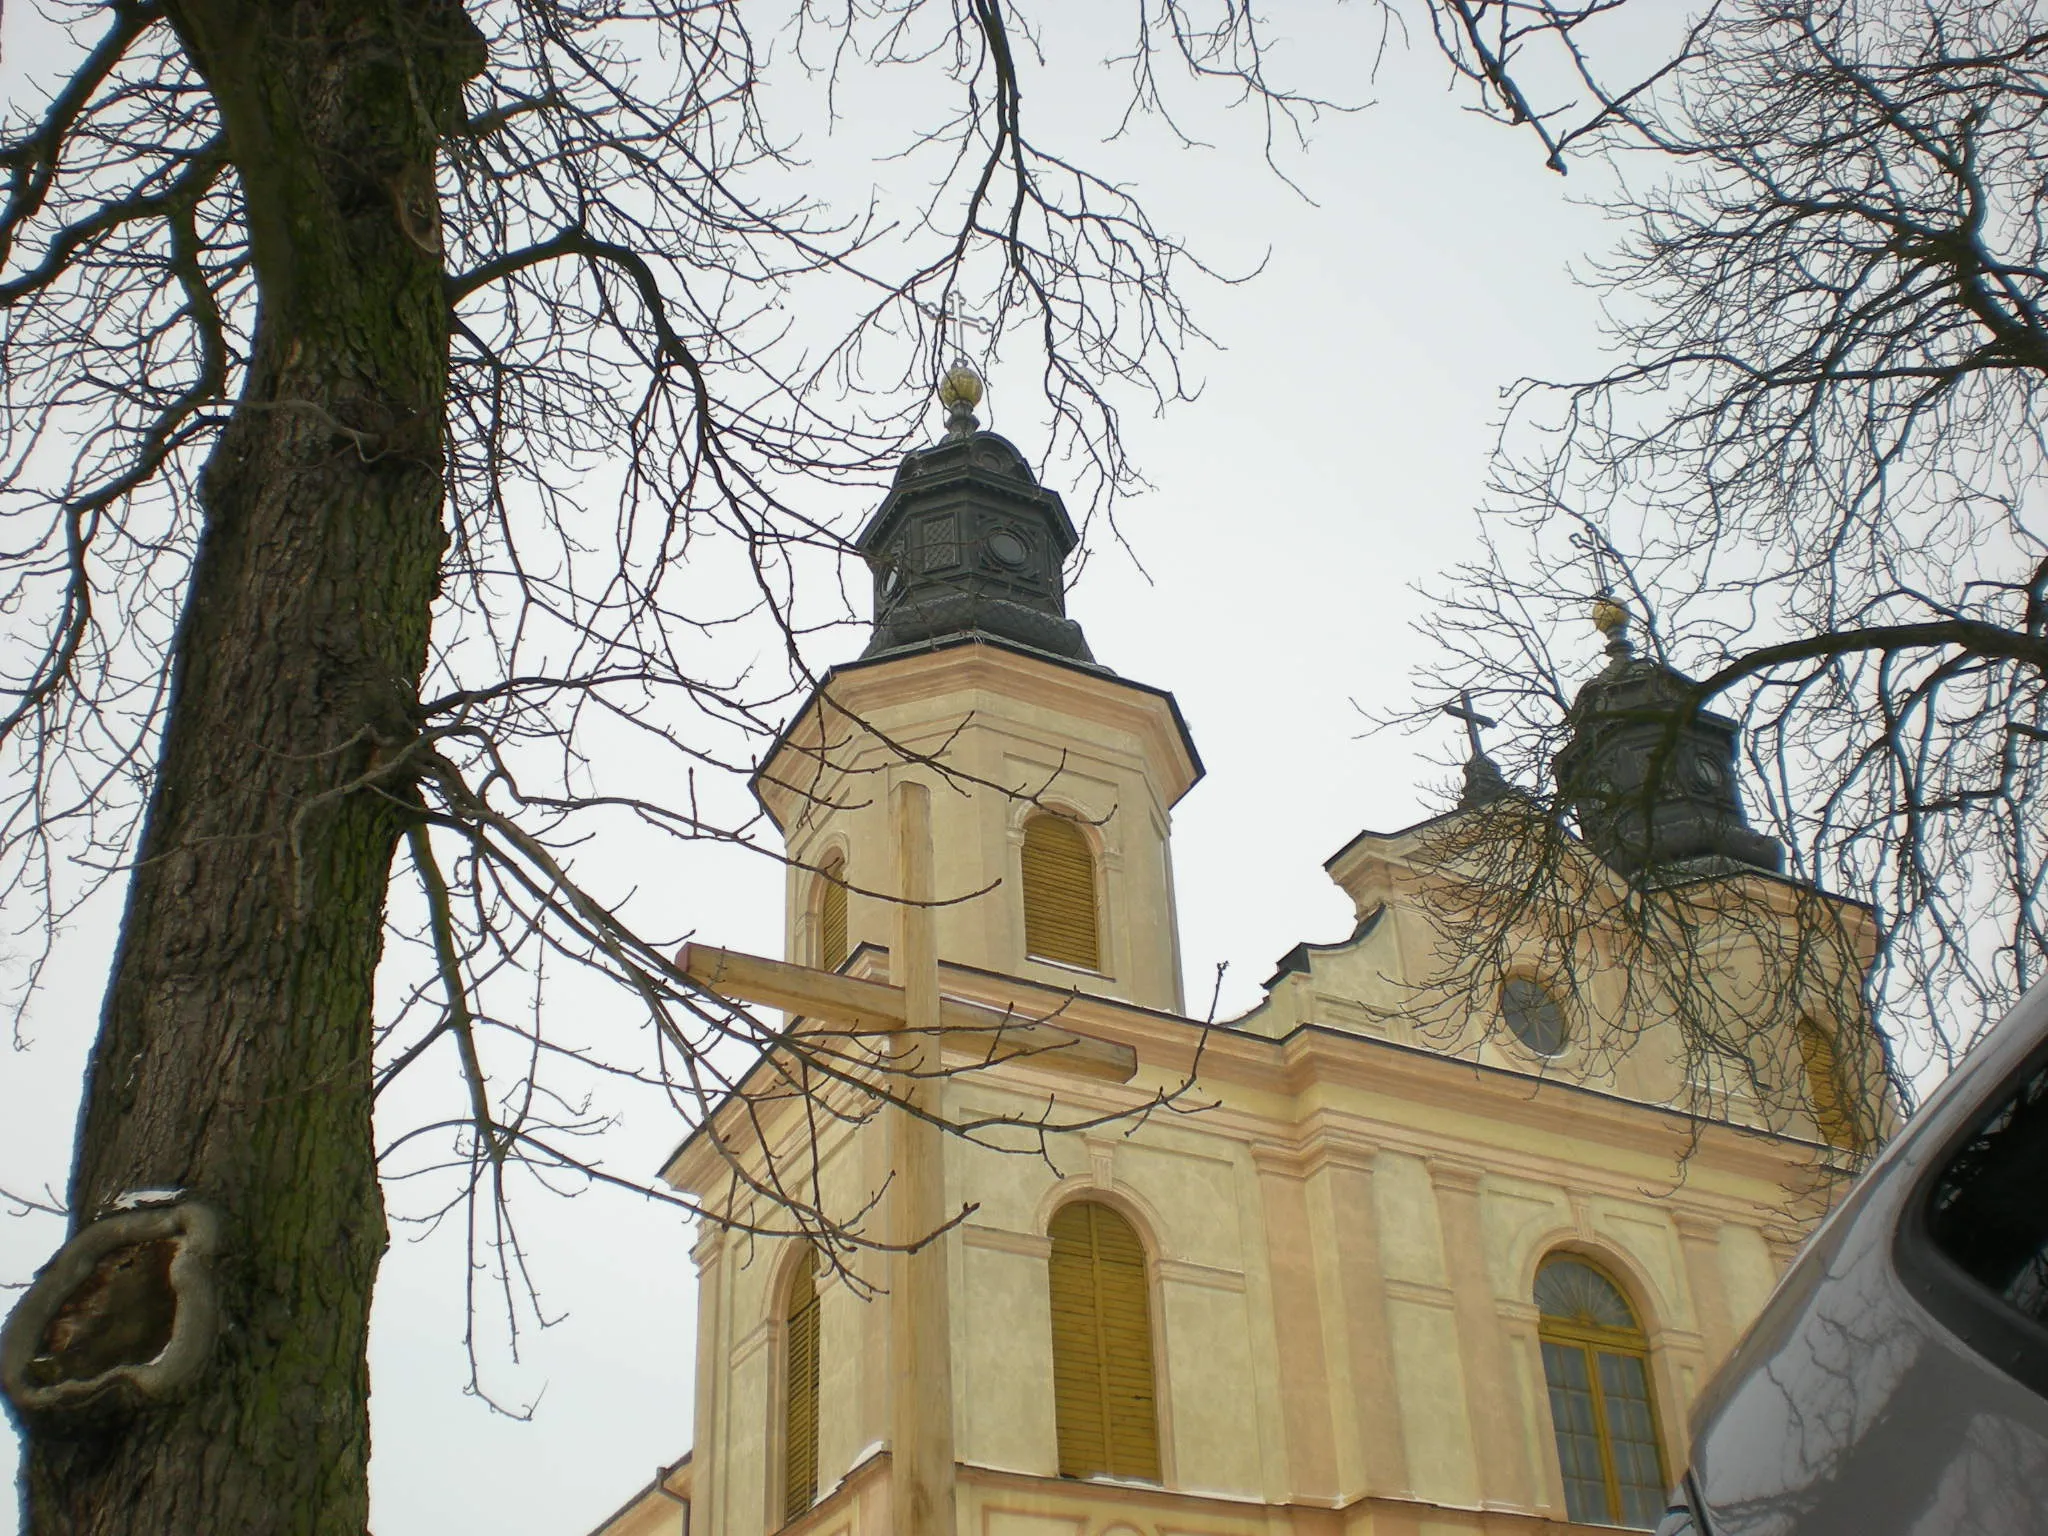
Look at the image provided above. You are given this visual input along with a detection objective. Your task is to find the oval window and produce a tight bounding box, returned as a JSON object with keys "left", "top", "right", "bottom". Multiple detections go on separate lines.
{"left": 987, "top": 529, "right": 1030, "bottom": 569}
{"left": 1502, "top": 977, "right": 1568, "bottom": 1056}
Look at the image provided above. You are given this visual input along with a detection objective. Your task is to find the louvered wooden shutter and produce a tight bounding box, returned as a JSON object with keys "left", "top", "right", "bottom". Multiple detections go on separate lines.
{"left": 1048, "top": 1201, "right": 1160, "bottom": 1482}
{"left": 1797, "top": 1017, "right": 1857, "bottom": 1149}
{"left": 1022, "top": 816, "right": 1099, "bottom": 970}
{"left": 783, "top": 1251, "right": 822, "bottom": 1522}
{"left": 818, "top": 858, "right": 848, "bottom": 972}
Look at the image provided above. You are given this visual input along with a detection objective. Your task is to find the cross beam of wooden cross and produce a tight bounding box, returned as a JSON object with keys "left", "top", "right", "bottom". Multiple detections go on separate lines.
{"left": 673, "top": 945, "right": 1138, "bottom": 1082}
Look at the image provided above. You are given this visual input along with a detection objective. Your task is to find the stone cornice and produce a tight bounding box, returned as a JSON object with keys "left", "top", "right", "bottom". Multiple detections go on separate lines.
{"left": 961, "top": 1223, "right": 1051, "bottom": 1260}
{"left": 1298, "top": 1125, "right": 1381, "bottom": 1178}
{"left": 958, "top": 1461, "right": 1678, "bottom": 1532}
{"left": 752, "top": 639, "right": 1202, "bottom": 832}
{"left": 1672, "top": 1212, "right": 1726, "bottom": 1244}
{"left": 1155, "top": 1257, "right": 1248, "bottom": 1293}
{"left": 1246, "top": 1140, "right": 1307, "bottom": 1179}
{"left": 1424, "top": 1155, "right": 1488, "bottom": 1195}
{"left": 1383, "top": 1276, "right": 1457, "bottom": 1310}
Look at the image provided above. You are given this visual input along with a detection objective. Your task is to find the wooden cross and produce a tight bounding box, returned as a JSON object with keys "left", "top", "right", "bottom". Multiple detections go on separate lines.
{"left": 674, "top": 784, "right": 1134, "bottom": 1536}
{"left": 1443, "top": 689, "right": 1497, "bottom": 758}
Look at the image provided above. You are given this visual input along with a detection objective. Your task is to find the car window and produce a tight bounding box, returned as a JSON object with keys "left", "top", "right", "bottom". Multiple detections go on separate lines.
{"left": 1927, "top": 1054, "right": 2048, "bottom": 1324}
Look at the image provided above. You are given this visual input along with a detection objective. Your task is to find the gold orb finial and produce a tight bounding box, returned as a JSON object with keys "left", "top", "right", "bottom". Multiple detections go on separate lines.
{"left": 938, "top": 359, "right": 983, "bottom": 412}
{"left": 1591, "top": 595, "right": 1629, "bottom": 636}
{"left": 936, "top": 357, "right": 983, "bottom": 439}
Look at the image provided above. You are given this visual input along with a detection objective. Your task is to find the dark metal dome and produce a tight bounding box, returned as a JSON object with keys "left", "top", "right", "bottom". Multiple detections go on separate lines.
{"left": 1552, "top": 608, "right": 1783, "bottom": 881}
{"left": 855, "top": 426, "right": 1095, "bottom": 666}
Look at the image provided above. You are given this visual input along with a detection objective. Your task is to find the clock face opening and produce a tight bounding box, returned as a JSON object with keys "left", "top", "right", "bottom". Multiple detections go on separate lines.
{"left": 986, "top": 529, "right": 1030, "bottom": 570}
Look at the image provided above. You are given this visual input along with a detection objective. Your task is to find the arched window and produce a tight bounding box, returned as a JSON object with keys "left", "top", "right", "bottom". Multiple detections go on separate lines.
{"left": 1796, "top": 1015, "right": 1859, "bottom": 1150}
{"left": 1535, "top": 1256, "right": 1666, "bottom": 1528}
{"left": 1022, "top": 814, "right": 1098, "bottom": 970}
{"left": 815, "top": 852, "right": 848, "bottom": 973}
{"left": 1047, "top": 1200, "right": 1159, "bottom": 1481}
{"left": 782, "top": 1250, "right": 822, "bottom": 1523}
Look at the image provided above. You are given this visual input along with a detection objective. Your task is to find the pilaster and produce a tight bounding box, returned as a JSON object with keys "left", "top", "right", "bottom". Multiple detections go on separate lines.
{"left": 691, "top": 1227, "right": 725, "bottom": 1536}
{"left": 1247, "top": 1141, "right": 1339, "bottom": 1501}
{"left": 1300, "top": 1130, "right": 1411, "bottom": 1501}
{"left": 1673, "top": 1212, "right": 1736, "bottom": 1366}
{"left": 1427, "top": 1156, "right": 1536, "bottom": 1514}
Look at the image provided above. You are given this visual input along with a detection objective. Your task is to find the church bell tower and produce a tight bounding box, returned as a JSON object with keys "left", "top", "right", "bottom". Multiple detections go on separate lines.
{"left": 753, "top": 366, "right": 1201, "bottom": 1012}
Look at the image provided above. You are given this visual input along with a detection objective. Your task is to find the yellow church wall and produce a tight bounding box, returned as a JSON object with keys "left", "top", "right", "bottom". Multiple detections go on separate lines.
{"left": 919, "top": 1027, "right": 1791, "bottom": 1518}
{"left": 1473, "top": 1178, "right": 1573, "bottom": 1300}
{"left": 664, "top": 962, "right": 1832, "bottom": 1536}
{"left": 722, "top": 1295, "right": 771, "bottom": 1536}
{"left": 1107, "top": 1139, "right": 1244, "bottom": 1272}
{"left": 1158, "top": 1280, "right": 1268, "bottom": 1495}
{"left": 1251, "top": 1154, "right": 1341, "bottom": 1497}
{"left": 1299, "top": 1147, "right": 1410, "bottom": 1500}
{"left": 676, "top": 1452, "right": 1753, "bottom": 1536}
{"left": 1249, "top": 915, "right": 1702, "bottom": 1123}
{"left": 1501, "top": 1322, "right": 1554, "bottom": 1512}
{"left": 1299, "top": 820, "right": 1886, "bottom": 1154}
{"left": 665, "top": 778, "right": 1848, "bottom": 1536}
{"left": 1370, "top": 1153, "right": 1449, "bottom": 1289}
{"left": 818, "top": 1261, "right": 879, "bottom": 1499}
{"left": 944, "top": 1121, "right": 1053, "bottom": 1227}
{"left": 830, "top": 1101, "right": 891, "bottom": 1489}
{"left": 758, "top": 1449, "right": 892, "bottom": 1536}
{"left": 955, "top": 1234, "right": 1058, "bottom": 1474}
{"left": 935, "top": 1098, "right": 1293, "bottom": 1500}
{"left": 691, "top": 1232, "right": 725, "bottom": 1536}
{"left": 677, "top": 1100, "right": 897, "bottom": 1536}
{"left": 1584, "top": 1200, "right": 1690, "bottom": 1330}
{"left": 1713, "top": 1221, "right": 1780, "bottom": 1335}
{"left": 943, "top": 1126, "right": 1060, "bottom": 1479}
{"left": 1383, "top": 1292, "right": 1482, "bottom": 1507}
{"left": 948, "top": 1464, "right": 1715, "bottom": 1536}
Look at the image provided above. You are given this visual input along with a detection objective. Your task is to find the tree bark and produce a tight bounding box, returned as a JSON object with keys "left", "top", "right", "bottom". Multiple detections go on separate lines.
{"left": 19, "top": 0, "right": 481, "bottom": 1529}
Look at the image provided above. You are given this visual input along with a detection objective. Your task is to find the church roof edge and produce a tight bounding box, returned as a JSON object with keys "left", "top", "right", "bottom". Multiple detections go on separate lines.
{"left": 1322, "top": 805, "right": 1871, "bottom": 916}
{"left": 748, "top": 633, "right": 1205, "bottom": 830}
{"left": 580, "top": 1450, "right": 692, "bottom": 1536}
{"left": 1264, "top": 904, "right": 1385, "bottom": 990}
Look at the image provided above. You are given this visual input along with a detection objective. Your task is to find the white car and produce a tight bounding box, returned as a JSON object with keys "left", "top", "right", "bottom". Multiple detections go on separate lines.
{"left": 1657, "top": 979, "right": 2048, "bottom": 1534}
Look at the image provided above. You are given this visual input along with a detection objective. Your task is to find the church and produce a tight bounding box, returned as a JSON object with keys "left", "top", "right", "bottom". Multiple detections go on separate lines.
{"left": 583, "top": 368, "right": 1882, "bottom": 1536}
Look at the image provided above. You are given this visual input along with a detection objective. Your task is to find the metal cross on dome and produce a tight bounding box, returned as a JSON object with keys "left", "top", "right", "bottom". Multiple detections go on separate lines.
{"left": 1443, "top": 690, "right": 1497, "bottom": 759}
{"left": 937, "top": 292, "right": 993, "bottom": 359}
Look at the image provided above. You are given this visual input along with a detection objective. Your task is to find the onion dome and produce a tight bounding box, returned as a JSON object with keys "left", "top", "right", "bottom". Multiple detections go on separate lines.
{"left": 1552, "top": 599, "right": 1782, "bottom": 880}
{"left": 856, "top": 363, "right": 1093, "bottom": 664}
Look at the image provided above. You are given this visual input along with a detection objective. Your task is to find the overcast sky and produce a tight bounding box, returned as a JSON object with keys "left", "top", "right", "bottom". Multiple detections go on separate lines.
{"left": 0, "top": 6, "right": 1645, "bottom": 1531}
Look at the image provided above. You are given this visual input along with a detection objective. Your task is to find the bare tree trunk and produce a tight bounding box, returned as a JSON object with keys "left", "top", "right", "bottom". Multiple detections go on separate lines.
{"left": 19, "top": 1, "right": 480, "bottom": 1528}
